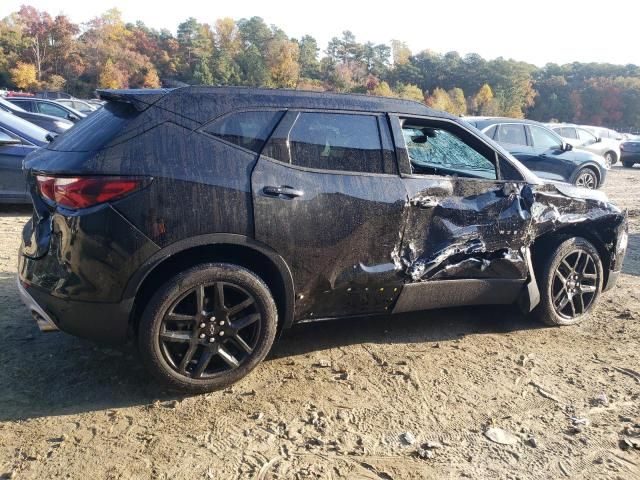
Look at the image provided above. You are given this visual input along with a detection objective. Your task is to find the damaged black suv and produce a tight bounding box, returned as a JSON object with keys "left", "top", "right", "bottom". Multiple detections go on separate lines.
{"left": 18, "top": 87, "right": 628, "bottom": 393}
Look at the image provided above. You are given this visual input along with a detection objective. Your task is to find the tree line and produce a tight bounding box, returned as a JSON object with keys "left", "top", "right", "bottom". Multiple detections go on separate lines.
{"left": 2, "top": 6, "right": 640, "bottom": 130}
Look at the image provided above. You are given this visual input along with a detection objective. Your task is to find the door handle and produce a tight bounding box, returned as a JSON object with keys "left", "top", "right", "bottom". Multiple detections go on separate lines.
{"left": 262, "top": 185, "right": 304, "bottom": 199}
{"left": 411, "top": 196, "right": 439, "bottom": 209}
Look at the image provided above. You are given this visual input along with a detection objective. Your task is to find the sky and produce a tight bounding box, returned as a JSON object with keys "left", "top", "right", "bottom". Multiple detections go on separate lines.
{"left": 1, "top": 0, "right": 639, "bottom": 67}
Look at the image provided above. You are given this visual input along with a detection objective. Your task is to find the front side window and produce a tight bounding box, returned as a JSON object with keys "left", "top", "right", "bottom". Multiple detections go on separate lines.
{"left": 402, "top": 124, "right": 496, "bottom": 180}
{"left": 203, "top": 110, "right": 284, "bottom": 154}
{"left": 38, "top": 102, "right": 68, "bottom": 118}
{"left": 529, "top": 125, "right": 562, "bottom": 149}
{"left": 496, "top": 124, "right": 527, "bottom": 146}
{"left": 286, "top": 112, "right": 384, "bottom": 174}
{"left": 0, "top": 129, "right": 19, "bottom": 143}
{"left": 558, "top": 127, "right": 578, "bottom": 139}
{"left": 577, "top": 128, "right": 597, "bottom": 144}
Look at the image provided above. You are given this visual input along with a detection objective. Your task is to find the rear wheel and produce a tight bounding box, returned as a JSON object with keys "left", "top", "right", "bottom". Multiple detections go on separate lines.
{"left": 574, "top": 168, "right": 598, "bottom": 189}
{"left": 604, "top": 151, "right": 616, "bottom": 168}
{"left": 138, "top": 263, "right": 277, "bottom": 393}
{"left": 531, "top": 237, "right": 603, "bottom": 326}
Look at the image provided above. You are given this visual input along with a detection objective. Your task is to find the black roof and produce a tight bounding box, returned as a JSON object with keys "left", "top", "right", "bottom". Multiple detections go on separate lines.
{"left": 98, "top": 86, "right": 454, "bottom": 125}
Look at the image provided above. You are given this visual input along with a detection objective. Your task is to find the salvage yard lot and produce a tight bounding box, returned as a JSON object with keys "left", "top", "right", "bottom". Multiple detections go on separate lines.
{"left": 1, "top": 168, "right": 639, "bottom": 479}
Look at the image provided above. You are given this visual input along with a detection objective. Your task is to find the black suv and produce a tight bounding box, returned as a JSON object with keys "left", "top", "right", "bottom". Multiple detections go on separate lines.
{"left": 18, "top": 87, "right": 628, "bottom": 393}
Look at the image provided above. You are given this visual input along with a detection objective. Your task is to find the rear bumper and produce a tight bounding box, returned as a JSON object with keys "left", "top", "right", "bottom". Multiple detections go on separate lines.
{"left": 17, "top": 277, "right": 58, "bottom": 332}
{"left": 621, "top": 152, "right": 640, "bottom": 164}
{"left": 18, "top": 279, "right": 133, "bottom": 343}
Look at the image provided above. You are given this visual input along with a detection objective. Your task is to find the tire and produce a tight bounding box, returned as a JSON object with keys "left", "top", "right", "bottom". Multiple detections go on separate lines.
{"left": 623, "top": 160, "right": 635, "bottom": 168}
{"left": 531, "top": 237, "right": 603, "bottom": 326}
{"left": 603, "top": 151, "right": 616, "bottom": 168}
{"left": 573, "top": 168, "right": 599, "bottom": 189}
{"left": 138, "top": 263, "right": 278, "bottom": 393}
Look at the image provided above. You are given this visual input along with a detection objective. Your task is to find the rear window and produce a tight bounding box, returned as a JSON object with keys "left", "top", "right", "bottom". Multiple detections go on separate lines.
{"left": 47, "top": 102, "right": 138, "bottom": 152}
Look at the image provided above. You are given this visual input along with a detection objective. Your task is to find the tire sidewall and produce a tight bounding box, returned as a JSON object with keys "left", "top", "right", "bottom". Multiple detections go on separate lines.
{"left": 138, "top": 263, "right": 277, "bottom": 393}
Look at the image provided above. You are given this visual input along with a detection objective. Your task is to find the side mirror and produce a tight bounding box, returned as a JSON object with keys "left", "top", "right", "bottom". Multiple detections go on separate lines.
{"left": 595, "top": 137, "right": 602, "bottom": 143}
{"left": 67, "top": 113, "right": 78, "bottom": 121}
{"left": 563, "top": 142, "right": 573, "bottom": 152}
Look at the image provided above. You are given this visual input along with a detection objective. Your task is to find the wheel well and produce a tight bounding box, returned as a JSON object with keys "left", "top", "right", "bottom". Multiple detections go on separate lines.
{"left": 530, "top": 226, "right": 610, "bottom": 284}
{"left": 129, "top": 244, "right": 290, "bottom": 337}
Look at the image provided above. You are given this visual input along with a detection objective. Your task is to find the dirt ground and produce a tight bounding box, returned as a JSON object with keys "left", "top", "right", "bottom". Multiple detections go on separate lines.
{"left": 1, "top": 168, "right": 639, "bottom": 480}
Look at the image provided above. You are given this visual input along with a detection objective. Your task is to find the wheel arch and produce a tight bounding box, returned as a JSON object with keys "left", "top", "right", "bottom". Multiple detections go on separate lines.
{"left": 570, "top": 163, "right": 601, "bottom": 187}
{"left": 125, "top": 234, "right": 295, "bottom": 337}
{"left": 529, "top": 222, "right": 613, "bottom": 287}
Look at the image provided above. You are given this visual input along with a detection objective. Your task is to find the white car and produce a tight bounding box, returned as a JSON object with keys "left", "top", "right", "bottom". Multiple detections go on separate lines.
{"left": 548, "top": 124, "right": 620, "bottom": 168}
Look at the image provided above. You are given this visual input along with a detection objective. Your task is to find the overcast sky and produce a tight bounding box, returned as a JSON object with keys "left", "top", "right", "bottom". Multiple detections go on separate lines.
{"left": 2, "top": 0, "right": 638, "bottom": 66}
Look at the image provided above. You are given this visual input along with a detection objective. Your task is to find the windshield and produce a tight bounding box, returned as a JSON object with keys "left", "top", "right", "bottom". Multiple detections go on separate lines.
{"left": 0, "top": 109, "right": 50, "bottom": 145}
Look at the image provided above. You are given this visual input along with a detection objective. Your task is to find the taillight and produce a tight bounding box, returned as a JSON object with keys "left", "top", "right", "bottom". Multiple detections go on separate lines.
{"left": 35, "top": 175, "right": 148, "bottom": 209}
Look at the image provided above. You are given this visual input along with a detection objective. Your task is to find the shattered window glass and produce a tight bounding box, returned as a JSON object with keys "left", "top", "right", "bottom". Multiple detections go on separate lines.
{"left": 203, "top": 110, "right": 284, "bottom": 154}
{"left": 402, "top": 126, "right": 497, "bottom": 180}
{"left": 288, "top": 113, "right": 384, "bottom": 173}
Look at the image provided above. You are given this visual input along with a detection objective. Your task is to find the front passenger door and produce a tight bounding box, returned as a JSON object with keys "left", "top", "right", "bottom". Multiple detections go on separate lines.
{"left": 390, "top": 116, "right": 531, "bottom": 311}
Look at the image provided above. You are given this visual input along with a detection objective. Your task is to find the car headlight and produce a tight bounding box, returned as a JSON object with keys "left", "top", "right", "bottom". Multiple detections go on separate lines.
{"left": 54, "top": 121, "right": 71, "bottom": 130}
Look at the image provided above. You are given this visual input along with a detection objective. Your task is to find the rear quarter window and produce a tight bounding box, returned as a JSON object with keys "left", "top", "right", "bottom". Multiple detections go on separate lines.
{"left": 202, "top": 110, "right": 284, "bottom": 154}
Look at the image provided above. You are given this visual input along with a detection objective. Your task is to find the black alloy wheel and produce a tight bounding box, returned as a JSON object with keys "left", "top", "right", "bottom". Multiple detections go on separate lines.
{"left": 531, "top": 237, "right": 603, "bottom": 326}
{"left": 138, "top": 263, "right": 277, "bottom": 393}
{"left": 160, "top": 282, "right": 260, "bottom": 378}
{"left": 551, "top": 249, "right": 598, "bottom": 319}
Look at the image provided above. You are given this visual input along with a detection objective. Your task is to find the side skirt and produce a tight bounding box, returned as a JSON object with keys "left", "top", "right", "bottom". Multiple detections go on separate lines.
{"left": 392, "top": 278, "right": 526, "bottom": 314}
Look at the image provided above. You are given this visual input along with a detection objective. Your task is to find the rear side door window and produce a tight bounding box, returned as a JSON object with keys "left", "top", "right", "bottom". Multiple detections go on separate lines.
{"left": 496, "top": 124, "right": 528, "bottom": 146}
{"left": 281, "top": 112, "right": 386, "bottom": 174}
{"left": 202, "top": 110, "right": 284, "bottom": 154}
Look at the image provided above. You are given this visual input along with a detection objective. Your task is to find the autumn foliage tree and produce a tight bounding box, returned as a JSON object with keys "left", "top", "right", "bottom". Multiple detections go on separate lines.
{"left": 2, "top": 5, "right": 640, "bottom": 130}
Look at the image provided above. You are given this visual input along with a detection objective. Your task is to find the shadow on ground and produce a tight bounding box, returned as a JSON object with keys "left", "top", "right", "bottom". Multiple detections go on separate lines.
{"left": 0, "top": 269, "right": 541, "bottom": 422}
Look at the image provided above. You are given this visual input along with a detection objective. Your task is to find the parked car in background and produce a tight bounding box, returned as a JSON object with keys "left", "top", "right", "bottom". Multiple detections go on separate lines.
{"left": 620, "top": 139, "right": 640, "bottom": 168}
{"left": 581, "top": 125, "right": 625, "bottom": 142}
{"left": 18, "top": 87, "right": 627, "bottom": 392}
{"left": 0, "top": 97, "right": 73, "bottom": 134}
{"left": 7, "top": 97, "right": 86, "bottom": 123}
{"left": 55, "top": 98, "right": 98, "bottom": 114}
{"left": 0, "top": 109, "right": 49, "bottom": 203}
{"left": 466, "top": 117, "right": 607, "bottom": 189}
{"left": 35, "top": 91, "right": 74, "bottom": 100}
{"left": 548, "top": 124, "right": 620, "bottom": 167}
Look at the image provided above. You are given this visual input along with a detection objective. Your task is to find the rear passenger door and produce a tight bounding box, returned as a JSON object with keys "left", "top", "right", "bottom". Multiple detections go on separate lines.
{"left": 0, "top": 129, "right": 28, "bottom": 201}
{"left": 252, "top": 110, "right": 407, "bottom": 321}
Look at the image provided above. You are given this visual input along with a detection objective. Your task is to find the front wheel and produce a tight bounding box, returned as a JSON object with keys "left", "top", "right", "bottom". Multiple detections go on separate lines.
{"left": 531, "top": 237, "right": 603, "bottom": 326}
{"left": 574, "top": 168, "right": 599, "bottom": 189}
{"left": 138, "top": 263, "right": 278, "bottom": 393}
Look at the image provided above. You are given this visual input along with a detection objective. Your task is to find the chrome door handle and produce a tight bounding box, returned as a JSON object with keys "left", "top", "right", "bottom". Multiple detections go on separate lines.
{"left": 262, "top": 185, "right": 304, "bottom": 199}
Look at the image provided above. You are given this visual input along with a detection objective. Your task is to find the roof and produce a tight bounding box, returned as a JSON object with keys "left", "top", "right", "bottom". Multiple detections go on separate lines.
{"left": 98, "top": 86, "right": 454, "bottom": 124}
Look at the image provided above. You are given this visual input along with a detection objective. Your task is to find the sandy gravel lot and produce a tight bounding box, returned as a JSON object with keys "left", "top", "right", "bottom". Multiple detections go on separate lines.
{"left": 1, "top": 167, "right": 639, "bottom": 479}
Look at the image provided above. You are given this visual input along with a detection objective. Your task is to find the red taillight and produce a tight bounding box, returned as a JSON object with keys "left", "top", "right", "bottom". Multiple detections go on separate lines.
{"left": 35, "top": 175, "right": 147, "bottom": 209}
